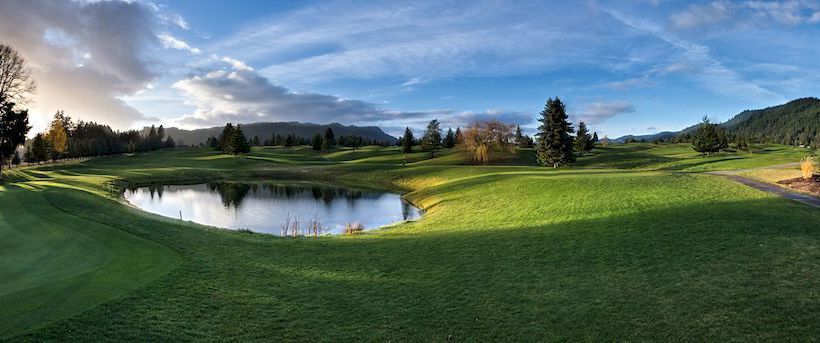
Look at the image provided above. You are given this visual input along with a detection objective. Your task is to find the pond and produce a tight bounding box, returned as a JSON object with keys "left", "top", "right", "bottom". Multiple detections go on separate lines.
{"left": 123, "top": 181, "right": 421, "bottom": 235}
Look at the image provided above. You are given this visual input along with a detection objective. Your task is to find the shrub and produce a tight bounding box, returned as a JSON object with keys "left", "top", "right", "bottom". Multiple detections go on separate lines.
{"left": 800, "top": 156, "right": 816, "bottom": 180}
{"left": 343, "top": 222, "right": 365, "bottom": 235}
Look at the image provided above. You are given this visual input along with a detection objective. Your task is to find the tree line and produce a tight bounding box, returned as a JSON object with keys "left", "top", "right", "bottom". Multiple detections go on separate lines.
{"left": 390, "top": 102, "right": 598, "bottom": 167}
{"left": 23, "top": 112, "right": 175, "bottom": 165}
{"left": 207, "top": 125, "right": 393, "bottom": 154}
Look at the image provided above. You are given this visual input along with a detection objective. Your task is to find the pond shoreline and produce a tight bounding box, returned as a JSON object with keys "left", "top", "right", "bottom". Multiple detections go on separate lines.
{"left": 122, "top": 179, "right": 423, "bottom": 236}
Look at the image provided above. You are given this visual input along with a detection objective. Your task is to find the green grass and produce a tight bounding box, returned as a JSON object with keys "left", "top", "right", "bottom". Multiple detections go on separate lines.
{"left": 576, "top": 143, "right": 813, "bottom": 171}
{"left": 0, "top": 184, "right": 178, "bottom": 337}
{"left": 2, "top": 144, "right": 819, "bottom": 340}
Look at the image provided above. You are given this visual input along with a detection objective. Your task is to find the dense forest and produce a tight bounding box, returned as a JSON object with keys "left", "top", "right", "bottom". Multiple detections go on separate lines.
{"left": 21, "top": 111, "right": 174, "bottom": 165}
{"left": 618, "top": 98, "right": 820, "bottom": 148}
{"left": 723, "top": 97, "right": 820, "bottom": 146}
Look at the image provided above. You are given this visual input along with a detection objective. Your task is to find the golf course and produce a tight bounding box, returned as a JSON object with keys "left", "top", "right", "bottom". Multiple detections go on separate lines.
{"left": 2, "top": 143, "right": 819, "bottom": 340}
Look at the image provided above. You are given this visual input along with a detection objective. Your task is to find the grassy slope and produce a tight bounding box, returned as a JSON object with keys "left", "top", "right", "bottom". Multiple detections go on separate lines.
{"left": 576, "top": 143, "right": 812, "bottom": 170}
{"left": 2, "top": 144, "right": 819, "bottom": 340}
{"left": 0, "top": 185, "right": 179, "bottom": 337}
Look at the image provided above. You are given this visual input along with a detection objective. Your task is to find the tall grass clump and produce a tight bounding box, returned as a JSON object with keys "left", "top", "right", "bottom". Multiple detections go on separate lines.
{"left": 800, "top": 156, "right": 816, "bottom": 180}
{"left": 343, "top": 222, "right": 365, "bottom": 235}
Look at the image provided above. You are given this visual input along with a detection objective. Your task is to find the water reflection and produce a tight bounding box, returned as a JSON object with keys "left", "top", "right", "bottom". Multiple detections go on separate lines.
{"left": 124, "top": 181, "right": 421, "bottom": 235}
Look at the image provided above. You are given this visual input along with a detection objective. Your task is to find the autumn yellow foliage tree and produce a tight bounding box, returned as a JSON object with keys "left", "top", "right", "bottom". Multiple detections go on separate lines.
{"left": 458, "top": 120, "right": 515, "bottom": 164}
{"left": 46, "top": 113, "right": 68, "bottom": 161}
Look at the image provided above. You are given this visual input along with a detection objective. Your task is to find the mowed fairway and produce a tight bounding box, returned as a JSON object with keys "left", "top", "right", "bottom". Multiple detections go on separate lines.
{"left": 0, "top": 185, "right": 179, "bottom": 337}
{"left": 2, "top": 145, "right": 819, "bottom": 340}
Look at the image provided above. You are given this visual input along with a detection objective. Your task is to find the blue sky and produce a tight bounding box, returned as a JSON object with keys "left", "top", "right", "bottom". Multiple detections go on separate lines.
{"left": 3, "top": 0, "right": 820, "bottom": 138}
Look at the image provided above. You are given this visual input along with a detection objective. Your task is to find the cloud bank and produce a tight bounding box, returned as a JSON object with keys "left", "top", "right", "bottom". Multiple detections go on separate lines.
{"left": 0, "top": 0, "right": 192, "bottom": 131}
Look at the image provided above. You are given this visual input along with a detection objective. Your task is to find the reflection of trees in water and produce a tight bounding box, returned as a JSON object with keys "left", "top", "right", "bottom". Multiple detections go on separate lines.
{"left": 126, "top": 185, "right": 164, "bottom": 200}
{"left": 401, "top": 201, "right": 412, "bottom": 220}
{"left": 207, "top": 182, "right": 251, "bottom": 208}
{"left": 204, "top": 182, "right": 384, "bottom": 209}
{"left": 258, "top": 183, "right": 379, "bottom": 206}
{"left": 131, "top": 182, "right": 388, "bottom": 210}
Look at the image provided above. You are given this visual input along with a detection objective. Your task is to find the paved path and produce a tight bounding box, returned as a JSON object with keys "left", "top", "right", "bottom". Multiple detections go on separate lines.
{"left": 706, "top": 163, "right": 820, "bottom": 209}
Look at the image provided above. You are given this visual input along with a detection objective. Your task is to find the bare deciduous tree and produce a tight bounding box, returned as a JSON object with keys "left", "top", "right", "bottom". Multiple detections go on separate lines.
{"left": 0, "top": 43, "right": 37, "bottom": 104}
{"left": 458, "top": 120, "right": 516, "bottom": 164}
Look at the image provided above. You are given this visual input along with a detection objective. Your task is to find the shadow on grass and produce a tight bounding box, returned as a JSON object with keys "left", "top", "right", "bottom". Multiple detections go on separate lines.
{"left": 12, "top": 184, "right": 820, "bottom": 341}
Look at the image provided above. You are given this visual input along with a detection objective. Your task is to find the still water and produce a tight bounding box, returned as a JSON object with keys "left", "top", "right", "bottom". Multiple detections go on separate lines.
{"left": 123, "top": 181, "right": 421, "bottom": 235}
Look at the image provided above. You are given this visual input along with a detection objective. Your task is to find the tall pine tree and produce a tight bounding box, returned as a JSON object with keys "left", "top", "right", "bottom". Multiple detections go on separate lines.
{"left": 443, "top": 128, "right": 456, "bottom": 148}
{"left": 401, "top": 127, "right": 414, "bottom": 153}
{"left": 420, "top": 119, "right": 442, "bottom": 158}
{"left": 535, "top": 98, "right": 575, "bottom": 168}
{"left": 218, "top": 123, "right": 235, "bottom": 153}
{"left": 574, "top": 121, "right": 592, "bottom": 156}
{"left": 312, "top": 133, "right": 323, "bottom": 150}
{"left": 323, "top": 128, "right": 335, "bottom": 150}
{"left": 231, "top": 125, "right": 251, "bottom": 154}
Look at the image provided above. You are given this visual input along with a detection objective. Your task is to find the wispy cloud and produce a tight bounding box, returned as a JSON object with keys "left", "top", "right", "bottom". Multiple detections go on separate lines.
{"left": 669, "top": 1, "right": 730, "bottom": 29}
{"left": 669, "top": 0, "right": 820, "bottom": 29}
{"left": 606, "top": 8, "right": 781, "bottom": 101}
{"left": 221, "top": 56, "right": 253, "bottom": 71}
{"left": 744, "top": 0, "right": 820, "bottom": 24}
{"left": 204, "top": 2, "right": 634, "bottom": 86}
{"left": 573, "top": 100, "right": 635, "bottom": 125}
{"left": 158, "top": 34, "right": 200, "bottom": 54}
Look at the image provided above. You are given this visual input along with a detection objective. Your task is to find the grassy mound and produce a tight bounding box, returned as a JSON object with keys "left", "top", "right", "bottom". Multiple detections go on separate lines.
{"left": 2, "top": 145, "right": 819, "bottom": 340}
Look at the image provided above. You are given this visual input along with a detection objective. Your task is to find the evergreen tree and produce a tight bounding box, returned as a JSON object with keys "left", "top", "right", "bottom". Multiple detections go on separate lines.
{"left": 443, "top": 128, "right": 456, "bottom": 148}
{"left": 402, "top": 127, "right": 414, "bottom": 154}
{"left": 535, "top": 98, "right": 575, "bottom": 167}
{"left": 284, "top": 134, "right": 295, "bottom": 147}
{"left": 574, "top": 121, "right": 593, "bottom": 156}
{"left": 251, "top": 135, "right": 260, "bottom": 147}
{"left": 147, "top": 125, "right": 157, "bottom": 150}
{"left": 735, "top": 134, "right": 748, "bottom": 151}
{"left": 420, "top": 119, "right": 442, "bottom": 158}
{"left": 455, "top": 127, "right": 462, "bottom": 145}
{"left": 515, "top": 125, "right": 525, "bottom": 146}
{"left": 349, "top": 135, "right": 362, "bottom": 150}
{"left": 231, "top": 125, "right": 251, "bottom": 154}
{"left": 32, "top": 133, "right": 47, "bottom": 162}
{"left": 592, "top": 132, "right": 599, "bottom": 144}
{"left": 0, "top": 99, "right": 30, "bottom": 174}
{"left": 156, "top": 125, "right": 165, "bottom": 149}
{"left": 312, "top": 133, "right": 323, "bottom": 150}
{"left": 11, "top": 150, "right": 20, "bottom": 166}
{"left": 165, "top": 136, "right": 175, "bottom": 148}
{"left": 692, "top": 117, "right": 728, "bottom": 155}
{"left": 206, "top": 136, "right": 219, "bottom": 149}
{"left": 218, "top": 123, "right": 235, "bottom": 153}
{"left": 324, "top": 128, "right": 335, "bottom": 149}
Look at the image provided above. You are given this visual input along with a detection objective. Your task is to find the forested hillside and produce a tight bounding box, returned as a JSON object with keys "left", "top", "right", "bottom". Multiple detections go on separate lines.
{"left": 142, "top": 122, "right": 397, "bottom": 146}
{"left": 723, "top": 97, "right": 820, "bottom": 146}
{"left": 624, "top": 98, "right": 820, "bottom": 147}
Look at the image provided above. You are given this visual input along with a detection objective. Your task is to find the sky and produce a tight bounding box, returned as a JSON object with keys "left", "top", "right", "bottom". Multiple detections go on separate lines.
{"left": 1, "top": 0, "right": 819, "bottom": 138}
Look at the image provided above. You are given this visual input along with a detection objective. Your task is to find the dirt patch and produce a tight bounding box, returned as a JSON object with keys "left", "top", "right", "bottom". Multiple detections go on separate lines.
{"left": 778, "top": 175, "right": 820, "bottom": 197}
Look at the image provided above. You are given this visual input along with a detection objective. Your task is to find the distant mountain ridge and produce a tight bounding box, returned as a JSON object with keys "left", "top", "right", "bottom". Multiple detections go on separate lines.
{"left": 614, "top": 97, "right": 820, "bottom": 144}
{"left": 141, "top": 122, "right": 398, "bottom": 146}
{"left": 612, "top": 131, "right": 677, "bottom": 143}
